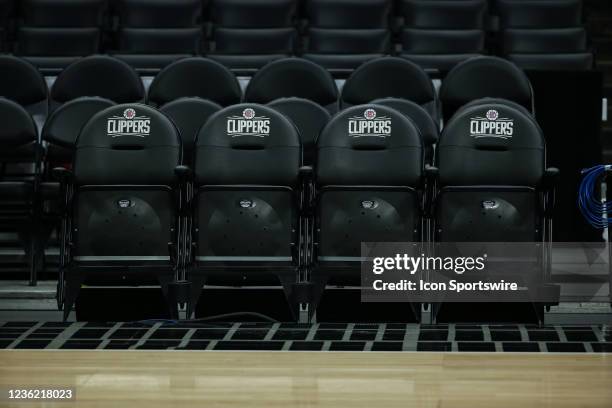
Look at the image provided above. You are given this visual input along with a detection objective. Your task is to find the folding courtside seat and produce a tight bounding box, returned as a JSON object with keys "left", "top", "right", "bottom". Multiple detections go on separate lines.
{"left": 341, "top": 57, "right": 438, "bottom": 120}
{"left": 399, "top": 0, "right": 487, "bottom": 71}
{"left": 16, "top": 0, "right": 106, "bottom": 69}
{"left": 309, "top": 104, "right": 424, "bottom": 314}
{"left": 497, "top": 0, "right": 592, "bottom": 70}
{"left": 370, "top": 98, "right": 439, "bottom": 164}
{"left": 147, "top": 57, "right": 242, "bottom": 108}
{"left": 39, "top": 97, "right": 116, "bottom": 284}
{"left": 113, "top": 0, "right": 203, "bottom": 70}
{"left": 439, "top": 56, "right": 533, "bottom": 122}
{"left": 187, "top": 104, "right": 303, "bottom": 318}
{"left": 431, "top": 99, "right": 559, "bottom": 321}
{"left": 207, "top": 0, "right": 298, "bottom": 70}
{"left": 56, "top": 103, "right": 184, "bottom": 320}
{"left": 302, "top": 0, "right": 393, "bottom": 70}
{"left": 0, "top": 97, "right": 43, "bottom": 285}
{"left": 244, "top": 58, "right": 339, "bottom": 112}
{"left": 0, "top": 55, "right": 49, "bottom": 125}
{"left": 49, "top": 55, "right": 145, "bottom": 111}
{"left": 268, "top": 97, "right": 331, "bottom": 166}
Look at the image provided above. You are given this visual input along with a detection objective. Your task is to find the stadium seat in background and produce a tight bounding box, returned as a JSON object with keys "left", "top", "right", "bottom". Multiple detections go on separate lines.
{"left": 0, "top": 0, "right": 13, "bottom": 52}
{"left": 49, "top": 55, "right": 145, "bottom": 111}
{"left": 439, "top": 56, "right": 533, "bottom": 122}
{"left": 302, "top": 0, "right": 393, "bottom": 70}
{"left": 497, "top": 0, "right": 593, "bottom": 70}
{"left": 16, "top": 0, "right": 106, "bottom": 69}
{"left": 244, "top": 58, "right": 339, "bottom": 112}
{"left": 340, "top": 57, "right": 438, "bottom": 120}
{"left": 309, "top": 104, "right": 424, "bottom": 312}
{"left": 147, "top": 57, "right": 242, "bottom": 107}
{"left": 371, "top": 97, "right": 439, "bottom": 164}
{"left": 0, "top": 97, "right": 42, "bottom": 285}
{"left": 188, "top": 103, "right": 303, "bottom": 318}
{"left": 207, "top": 0, "right": 298, "bottom": 70}
{"left": 42, "top": 96, "right": 116, "bottom": 176}
{"left": 398, "top": 0, "right": 487, "bottom": 71}
{"left": 0, "top": 55, "right": 49, "bottom": 125}
{"left": 268, "top": 97, "right": 331, "bottom": 166}
{"left": 498, "top": 0, "right": 582, "bottom": 29}
{"left": 113, "top": 0, "right": 203, "bottom": 70}
{"left": 57, "top": 103, "right": 184, "bottom": 320}
{"left": 160, "top": 97, "right": 222, "bottom": 165}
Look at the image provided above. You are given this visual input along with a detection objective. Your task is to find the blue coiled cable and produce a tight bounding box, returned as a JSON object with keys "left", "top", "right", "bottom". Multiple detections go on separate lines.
{"left": 578, "top": 165, "right": 612, "bottom": 229}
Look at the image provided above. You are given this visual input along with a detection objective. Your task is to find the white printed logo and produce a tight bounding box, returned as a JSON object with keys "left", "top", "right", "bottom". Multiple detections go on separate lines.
{"left": 226, "top": 108, "right": 271, "bottom": 137}
{"left": 348, "top": 109, "right": 391, "bottom": 138}
{"left": 470, "top": 109, "right": 514, "bottom": 139}
{"left": 107, "top": 108, "right": 151, "bottom": 138}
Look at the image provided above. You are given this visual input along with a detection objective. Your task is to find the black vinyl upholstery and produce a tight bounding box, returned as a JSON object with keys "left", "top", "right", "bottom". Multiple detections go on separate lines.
{"left": 244, "top": 58, "right": 339, "bottom": 112}
{"left": 50, "top": 55, "right": 145, "bottom": 109}
{"left": 0, "top": 55, "right": 48, "bottom": 116}
{"left": 268, "top": 97, "right": 331, "bottom": 165}
{"left": 498, "top": 0, "right": 582, "bottom": 28}
{"left": 439, "top": 56, "right": 533, "bottom": 122}
{"left": 371, "top": 97, "right": 439, "bottom": 164}
{"left": 208, "top": 0, "right": 297, "bottom": 69}
{"left": 160, "top": 97, "right": 222, "bottom": 163}
{"left": 303, "top": 0, "right": 392, "bottom": 69}
{"left": 341, "top": 57, "right": 438, "bottom": 119}
{"left": 147, "top": 57, "right": 242, "bottom": 107}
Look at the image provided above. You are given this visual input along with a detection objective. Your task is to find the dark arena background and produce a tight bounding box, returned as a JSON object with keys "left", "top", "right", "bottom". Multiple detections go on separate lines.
{"left": 0, "top": 0, "right": 611, "bottom": 407}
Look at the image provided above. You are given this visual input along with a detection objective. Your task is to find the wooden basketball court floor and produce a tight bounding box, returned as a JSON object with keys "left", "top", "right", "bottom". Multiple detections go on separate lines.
{"left": 0, "top": 350, "right": 610, "bottom": 407}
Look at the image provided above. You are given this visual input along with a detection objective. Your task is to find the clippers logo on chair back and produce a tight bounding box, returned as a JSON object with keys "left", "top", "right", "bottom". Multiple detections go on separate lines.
{"left": 469, "top": 109, "right": 514, "bottom": 140}
{"left": 226, "top": 108, "right": 271, "bottom": 137}
{"left": 348, "top": 108, "right": 391, "bottom": 138}
{"left": 107, "top": 108, "right": 151, "bottom": 138}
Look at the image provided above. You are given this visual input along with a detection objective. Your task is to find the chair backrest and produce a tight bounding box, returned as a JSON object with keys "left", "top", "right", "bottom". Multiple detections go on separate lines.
{"left": 439, "top": 56, "right": 533, "bottom": 122}
{"left": 400, "top": 0, "right": 487, "bottom": 29}
{"left": 497, "top": 0, "right": 582, "bottom": 28}
{"left": 307, "top": 0, "right": 392, "bottom": 29}
{"left": 51, "top": 55, "right": 145, "bottom": 108}
{"left": 268, "top": 97, "right": 331, "bottom": 165}
{"left": 74, "top": 103, "right": 181, "bottom": 185}
{"left": 244, "top": 58, "right": 339, "bottom": 112}
{"left": 159, "top": 97, "right": 222, "bottom": 160}
{"left": 316, "top": 104, "right": 423, "bottom": 186}
{"left": 22, "top": 0, "right": 107, "bottom": 27}
{"left": 437, "top": 99, "right": 545, "bottom": 187}
{"left": 0, "top": 97, "right": 39, "bottom": 162}
{"left": 341, "top": 57, "right": 437, "bottom": 118}
{"left": 42, "top": 97, "right": 115, "bottom": 163}
{"left": 118, "top": 0, "right": 202, "bottom": 27}
{"left": 0, "top": 55, "right": 48, "bottom": 112}
{"left": 211, "top": 0, "right": 297, "bottom": 28}
{"left": 371, "top": 97, "right": 439, "bottom": 162}
{"left": 147, "top": 57, "right": 242, "bottom": 107}
{"left": 194, "top": 103, "right": 301, "bottom": 186}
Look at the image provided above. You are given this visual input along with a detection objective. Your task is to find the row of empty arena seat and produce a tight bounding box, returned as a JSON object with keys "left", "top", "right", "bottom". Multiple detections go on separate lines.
{"left": 0, "top": 54, "right": 534, "bottom": 125}
{"left": 0, "top": 96, "right": 557, "bottom": 319}
{"left": 0, "top": 0, "right": 593, "bottom": 71}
